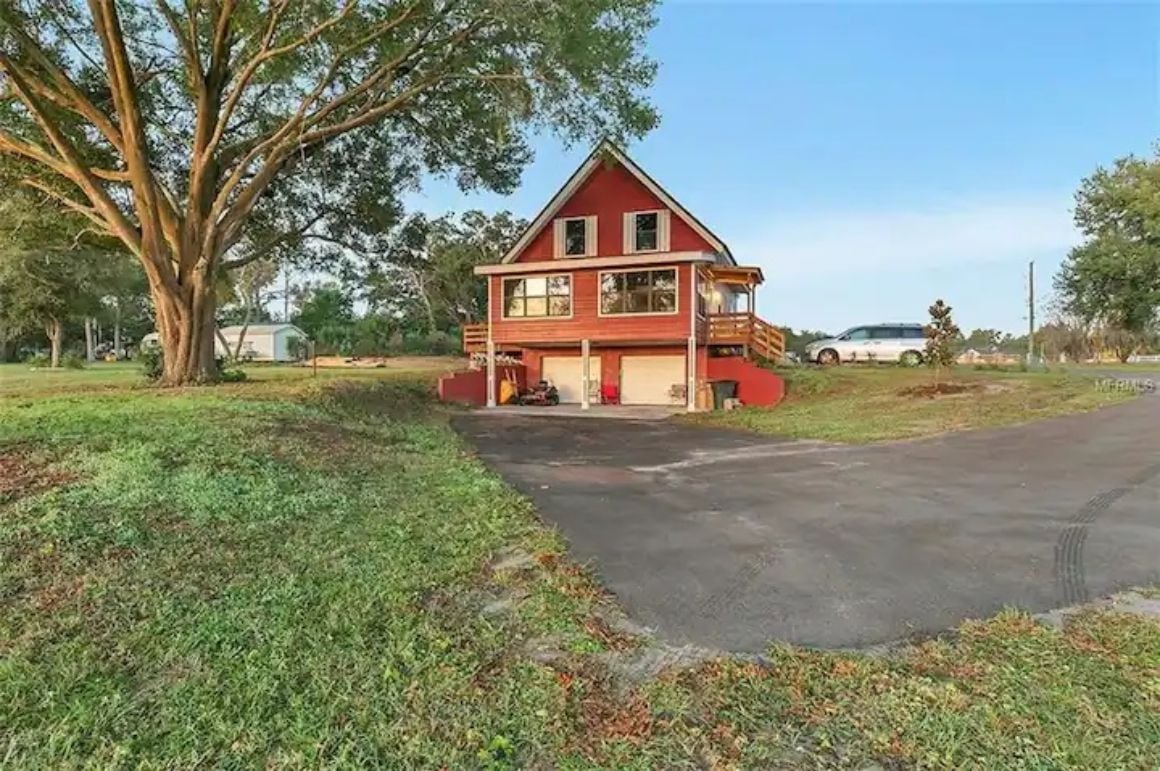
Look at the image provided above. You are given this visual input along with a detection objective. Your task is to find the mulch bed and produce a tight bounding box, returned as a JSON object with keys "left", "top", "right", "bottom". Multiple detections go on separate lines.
{"left": 897, "top": 382, "right": 984, "bottom": 398}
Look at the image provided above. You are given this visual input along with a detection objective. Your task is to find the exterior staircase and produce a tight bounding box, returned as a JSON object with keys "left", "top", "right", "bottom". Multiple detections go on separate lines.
{"left": 706, "top": 313, "right": 786, "bottom": 362}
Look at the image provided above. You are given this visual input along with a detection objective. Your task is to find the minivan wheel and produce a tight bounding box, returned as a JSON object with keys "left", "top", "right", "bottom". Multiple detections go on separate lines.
{"left": 817, "top": 348, "right": 839, "bottom": 366}
{"left": 900, "top": 350, "right": 923, "bottom": 367}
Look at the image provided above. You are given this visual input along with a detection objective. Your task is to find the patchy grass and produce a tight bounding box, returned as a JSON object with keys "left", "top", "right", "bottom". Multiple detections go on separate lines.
{"left": 3, "top": 368, "right": 1158, "bottom": 768}
{"left": 686, "top": 365, "right": 1136, "bottom": 442}
{"left": 0, "top": 357, "right": 462, "bottom": 399}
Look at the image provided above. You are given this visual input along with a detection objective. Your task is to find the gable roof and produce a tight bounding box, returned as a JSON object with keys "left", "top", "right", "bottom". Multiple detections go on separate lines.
{"left": 500, "top": 140, "right": 735, "bottom": 265}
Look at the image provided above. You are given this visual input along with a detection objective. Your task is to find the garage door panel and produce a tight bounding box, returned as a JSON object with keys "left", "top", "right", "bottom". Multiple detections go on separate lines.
{"left": 621, "top": 355, "right": 685, "bottom": 405}
{"left": 541, "top": 356, "right": 602, "bottom": 403}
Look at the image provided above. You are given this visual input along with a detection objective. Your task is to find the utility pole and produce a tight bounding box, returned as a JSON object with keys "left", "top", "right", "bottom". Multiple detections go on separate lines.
{"left": 1027, "top": 259, "right": 1035, "bottom": 364}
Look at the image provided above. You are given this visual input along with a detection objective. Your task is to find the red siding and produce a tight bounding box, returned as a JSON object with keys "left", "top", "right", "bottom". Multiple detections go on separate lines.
{"left": 437, "top": 363, "right": 526, "bottom": 406}
{"left": 490, "top": 264, "right": 695, "bottom": 346}
{"left": 512, "top": 160, "right": 715, "bottom": 263}
{"left": 706, "top": 357, "right": 785, "bottom": 407}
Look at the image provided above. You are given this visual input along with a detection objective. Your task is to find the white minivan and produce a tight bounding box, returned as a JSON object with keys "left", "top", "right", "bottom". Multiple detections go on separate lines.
{"left": 804, "top": 324, "right": 926, "bottom": 365}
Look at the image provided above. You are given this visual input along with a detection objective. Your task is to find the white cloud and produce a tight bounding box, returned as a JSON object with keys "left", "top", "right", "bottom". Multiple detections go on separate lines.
{"left": 733, "top": 195, "right": 1080, "bottom": 282}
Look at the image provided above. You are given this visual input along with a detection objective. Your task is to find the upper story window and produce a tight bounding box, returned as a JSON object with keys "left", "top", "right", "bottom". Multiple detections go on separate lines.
{"left": 599, "top": 268, "right": 678, "bottom": 315}
{"left": 503, "top": 275, "right": 572, "bottom": 319}
{"left": 623, "top": 210, "right": 670, "bottom": 253}
{"left": 553, "top": 216, "right": 596, "bottom": 258}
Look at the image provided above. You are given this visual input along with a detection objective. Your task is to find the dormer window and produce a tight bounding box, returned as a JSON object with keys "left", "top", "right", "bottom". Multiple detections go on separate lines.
{"left": 623, "top": 210, "right": 670, "bottom": 253}
{"left": 553, "top": 216, "right": 596, "bottom": 258}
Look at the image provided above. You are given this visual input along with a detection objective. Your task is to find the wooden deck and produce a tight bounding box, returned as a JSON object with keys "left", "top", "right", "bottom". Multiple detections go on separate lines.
{"left": 463, "top": 313, "right": 785, "bottom": 361}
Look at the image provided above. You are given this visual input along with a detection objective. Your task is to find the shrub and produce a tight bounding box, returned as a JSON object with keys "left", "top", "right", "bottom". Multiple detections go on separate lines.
{"left": 61, "top": 352, "right": 86, "bottom": 369}
{"left": 139, "top": 347, "right": 164, "bottom": 381}
{"left": 220, "top": 368, "right": 247, "bottom": 383}
{"left": 25, "top": 352, "right": 50, "bottom": 368}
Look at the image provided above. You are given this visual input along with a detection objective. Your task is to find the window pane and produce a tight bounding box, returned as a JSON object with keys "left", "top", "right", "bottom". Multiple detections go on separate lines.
{"left": 871, "top": 327, "right": 900, "bottom": 339}
{"left": 625, "top": 271, "right": 650, "bottom": 291}
{"left": 524, "top": 277, "right": 547, "bottom": 297}
{"left": 634, "top": 212, "right": 658, "bottom": 251}
{"left": 506, "top": 297, "right": 524, "bottom": 317}
{"left": 652, "top": 290, "right": 677, "bottom": 313}
{"left": 652, "top": 269, "right": 676, "bottom": 290}
{"left": 525, "top": 297, "right": 547, "bottom": 317}
{"left": 627, "top": 290, "right": 651, "bottom": 313}
{"left": 847, "top": 328, "right": 870, "bottom": 340}
{"left": 549, "top": 296, "right": 570, "bottom": 316}
{"left": 905, "top": 327, "right": 925, "bottom": 339}
{"left": 564, "top": 219, "right": 586, "bottom": 255}
{"left": 548, "top": 276, "right": 570, "bottom": 296}
{"left": 503, "top": 279, "right": 524, "bottom": 300}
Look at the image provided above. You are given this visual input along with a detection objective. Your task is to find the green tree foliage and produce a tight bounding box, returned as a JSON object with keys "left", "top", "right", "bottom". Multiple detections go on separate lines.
{"left": 0, "top": 0, "right": 660, "bottom": 383}
{"left": 364, "top": 210, "right": 526, "bottom": 333}
{"left": 1055, "top": 149, "right": 1160, "bottom": 361}
{"left": 924, "top": 299, "right": 960, "bottom": 382}
{"left": 291, "top": 283, "right": 355, "bottom": 354}
{"left": 0, "top": 189, "right": 125, "bottom": 366}
{"left": 779, "top": 327, "right": 832, "bottom": 358}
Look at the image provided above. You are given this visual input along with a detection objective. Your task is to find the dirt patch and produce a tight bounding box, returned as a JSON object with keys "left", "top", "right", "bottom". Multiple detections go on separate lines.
{"left": 897, "top": 381, "right": 985, "bottom": 399}
{"left": 0, "top": 449, "right": 76, "bottom": 503}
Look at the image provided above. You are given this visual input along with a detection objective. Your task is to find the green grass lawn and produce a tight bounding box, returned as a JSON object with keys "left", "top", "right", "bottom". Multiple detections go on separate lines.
{"left": 2, "top": 365, "right": 1157, "bottom": 768}
{"left": 687, "top": 365, "right": 1136, "bottom": 443}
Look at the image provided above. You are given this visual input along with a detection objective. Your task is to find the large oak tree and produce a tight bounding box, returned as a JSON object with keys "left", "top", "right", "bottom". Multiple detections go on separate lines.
{"left": 0, "top": 0, "right": 658, "bottom": 383}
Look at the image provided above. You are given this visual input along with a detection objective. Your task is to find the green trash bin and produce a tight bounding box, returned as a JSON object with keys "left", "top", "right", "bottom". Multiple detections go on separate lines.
{"left": 710, "top": 379, "right": 738, "bottom": 409}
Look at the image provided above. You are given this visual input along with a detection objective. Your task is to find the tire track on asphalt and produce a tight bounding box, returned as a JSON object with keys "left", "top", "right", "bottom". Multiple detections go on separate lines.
{"left": 1054, "top": 461, "right": 1160, "bottom": 605}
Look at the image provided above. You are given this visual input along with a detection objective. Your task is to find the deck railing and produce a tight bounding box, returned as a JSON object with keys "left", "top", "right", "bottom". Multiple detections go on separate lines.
{"left": 464, "top": 314, "right": 785, "bottom": 361}
{"left": 462, "top": 323, "right": 488, "bottom": 353}
{"left": 707, "top": 313, "right": 785, "bottom": 361}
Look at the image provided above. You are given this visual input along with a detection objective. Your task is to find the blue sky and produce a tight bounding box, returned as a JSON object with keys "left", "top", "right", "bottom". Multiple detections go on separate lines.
{"left": 409, "top": 1, "right": 1158, "bottom": 334}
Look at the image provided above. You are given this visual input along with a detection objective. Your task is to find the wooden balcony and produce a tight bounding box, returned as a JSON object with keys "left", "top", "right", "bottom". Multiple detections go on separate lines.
{"left": 464, "top": 314, "right": 785, "bottom": 361}
{"left": 707, "top": 312, "right": 786, "bottom": 361}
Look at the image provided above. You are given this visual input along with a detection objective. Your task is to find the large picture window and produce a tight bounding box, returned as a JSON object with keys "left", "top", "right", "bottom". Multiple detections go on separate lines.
{"left": 503, "top": 275, "right": 571, "bottom": 319}
{"left": 600, "top": 268, "right": 678, "bottom": 315}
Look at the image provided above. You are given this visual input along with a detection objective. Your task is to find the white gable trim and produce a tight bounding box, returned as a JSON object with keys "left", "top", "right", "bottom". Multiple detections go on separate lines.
{"left": 499, "top": 140, "right": 734, "bottom": 265}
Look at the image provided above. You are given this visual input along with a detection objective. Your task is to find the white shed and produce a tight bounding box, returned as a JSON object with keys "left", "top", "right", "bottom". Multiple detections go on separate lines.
{"left": 217, "top": 324, "right": 308, "bottom": 361}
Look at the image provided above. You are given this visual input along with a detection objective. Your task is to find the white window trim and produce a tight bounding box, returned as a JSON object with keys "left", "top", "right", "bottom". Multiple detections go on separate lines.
{"left": 597, "top": 265, "right": 681, "bottom": 318}
{"left": 500, "top": 273, "right": 574, "bottom": 321}
{"left": 554, "top": 215, "right": 597, "bottom": 259}
{"left": 623, "top": 209, "right": 670, "bottom": 254}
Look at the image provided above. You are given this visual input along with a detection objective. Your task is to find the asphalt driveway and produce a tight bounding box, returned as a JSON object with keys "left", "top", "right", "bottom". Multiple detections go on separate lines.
{"left": 453, "top": 394, "right": 1160, "bottom": 651}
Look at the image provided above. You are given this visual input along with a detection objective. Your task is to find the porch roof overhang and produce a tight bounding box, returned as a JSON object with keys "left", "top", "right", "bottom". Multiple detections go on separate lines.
{"left": 700, "top": 264, "right": 765, "bottom": 286}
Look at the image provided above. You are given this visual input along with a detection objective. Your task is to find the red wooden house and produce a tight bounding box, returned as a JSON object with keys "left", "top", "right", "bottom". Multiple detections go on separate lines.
{"left": 443, "top": 140, "right": 786, "bottom": 410}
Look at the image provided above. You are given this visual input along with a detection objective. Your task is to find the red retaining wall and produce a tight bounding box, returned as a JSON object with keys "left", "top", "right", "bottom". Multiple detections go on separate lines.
{"left": 705, "top": 356, "right": 785, "bottom": 407}
{"left": 437, "top": 364, "right": 526, "bottom": 406}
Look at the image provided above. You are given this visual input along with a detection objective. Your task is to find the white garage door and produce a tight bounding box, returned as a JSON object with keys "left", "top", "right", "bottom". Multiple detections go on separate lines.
{"left": 621, "top": 355, "right": 686, "bottom": 405}
{"left": 541, "top": 356, "right": 602, "bottom": 403}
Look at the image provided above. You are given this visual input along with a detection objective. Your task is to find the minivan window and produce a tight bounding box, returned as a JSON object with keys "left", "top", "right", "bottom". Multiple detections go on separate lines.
{"left": 902, "top": 327, "right": 925, "bottom": 339}
{"left": 871, "top": 327, "right": 901, "bottom": 339}
{"left": 844, "top": 327, "right": 871, "bottom": 340}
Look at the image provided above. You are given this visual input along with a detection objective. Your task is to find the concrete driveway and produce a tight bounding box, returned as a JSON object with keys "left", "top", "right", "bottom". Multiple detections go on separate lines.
{"left": 453, "top": 392, "right": 1160, "bottom": 651}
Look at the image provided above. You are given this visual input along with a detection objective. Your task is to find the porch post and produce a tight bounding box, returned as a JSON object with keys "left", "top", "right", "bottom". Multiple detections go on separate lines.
{"left": 581, "top": 338, "right": 591, "bottom": 410}
{"left": 486, "top": 340, "right": 496, "bottom": 408}
{"left": 688, "top": 264, "right": 698, "bottom": 412}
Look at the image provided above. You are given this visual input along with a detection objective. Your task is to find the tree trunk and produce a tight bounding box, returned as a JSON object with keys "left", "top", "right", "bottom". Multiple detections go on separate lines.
{"left": 46, "top": 318, "right": 62, "bottom": 368}
{"left": 85, "top": 317, "right": 96, "bottom": 362}
{"left": 114, "top": 300, "right": 123, "bottom": 358}
{"left": 151, "top": 271, "right": 219, "bottom": 385}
